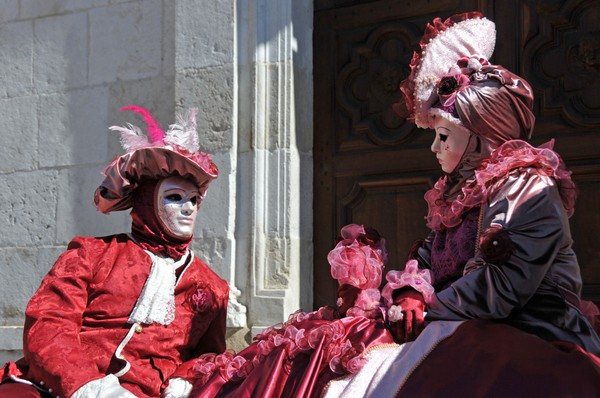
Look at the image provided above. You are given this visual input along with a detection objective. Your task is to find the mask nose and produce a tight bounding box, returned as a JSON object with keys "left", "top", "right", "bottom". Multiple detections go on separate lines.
{"left": 431, "top": 134, "right": 441, "bottom": 153}
{"left": 181, "top": 200, "right": 195, "bottom": 215}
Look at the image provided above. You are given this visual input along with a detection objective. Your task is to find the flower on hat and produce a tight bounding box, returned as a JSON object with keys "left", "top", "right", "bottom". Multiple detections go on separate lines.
{"left": 436, "top": 73, "right": 470, "bottom": 116}
{"left": 395, "top": 12, "right": 496, "bottom": 129}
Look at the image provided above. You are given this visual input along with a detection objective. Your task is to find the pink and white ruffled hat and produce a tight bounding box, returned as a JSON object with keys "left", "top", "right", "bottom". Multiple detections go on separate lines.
{"left": 398, "top": 12, "right": 535, "bottom": 146}
{"left": 400, "top": 12, "right": 496, "bottom": 129}
{"left": 94, "top": 106, "right": 218, "bottom": 213}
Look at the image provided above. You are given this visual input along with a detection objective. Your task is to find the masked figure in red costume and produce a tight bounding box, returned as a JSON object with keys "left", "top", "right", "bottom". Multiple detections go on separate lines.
{"left": 0, "top": 106, "right": 229, "bottom": 398}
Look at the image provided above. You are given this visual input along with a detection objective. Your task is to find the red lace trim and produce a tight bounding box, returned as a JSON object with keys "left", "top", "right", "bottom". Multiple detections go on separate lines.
{"left": 425, "top": 140, "right": 577, "bottom": 231}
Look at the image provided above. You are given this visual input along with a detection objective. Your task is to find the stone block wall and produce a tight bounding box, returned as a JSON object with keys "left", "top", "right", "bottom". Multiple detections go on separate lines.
{"left": 0, "top": 0, "right": 232, "bottom": 363}
{"left": 0, "top": 0, "right": 313, "bottom": 365}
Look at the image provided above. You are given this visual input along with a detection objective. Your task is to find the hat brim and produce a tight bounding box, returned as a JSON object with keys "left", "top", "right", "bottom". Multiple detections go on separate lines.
{"left": 94, "top": 147, "right": 218, "bottom": 213}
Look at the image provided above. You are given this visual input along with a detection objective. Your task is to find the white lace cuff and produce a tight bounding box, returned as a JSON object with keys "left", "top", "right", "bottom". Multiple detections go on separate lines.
{"left": 162, "top": 378, "right": 193, "bottom": 398}
{"left": 71, "top": 374, "right": 137, "bottom": 398}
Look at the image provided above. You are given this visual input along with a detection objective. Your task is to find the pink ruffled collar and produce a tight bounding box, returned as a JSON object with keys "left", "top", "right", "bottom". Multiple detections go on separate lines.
{"left": 424, "top": 139, "right": 576, "bottom": 231}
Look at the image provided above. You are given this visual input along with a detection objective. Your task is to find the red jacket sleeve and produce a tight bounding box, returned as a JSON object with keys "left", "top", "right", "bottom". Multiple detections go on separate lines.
{"left": 23, "top": 237, "right": 107, "bottom": 397}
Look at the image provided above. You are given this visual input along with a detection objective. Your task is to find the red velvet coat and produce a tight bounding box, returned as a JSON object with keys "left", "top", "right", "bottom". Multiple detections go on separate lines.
{"left": 19, "top": 234, "right": 228, "bottom": 398}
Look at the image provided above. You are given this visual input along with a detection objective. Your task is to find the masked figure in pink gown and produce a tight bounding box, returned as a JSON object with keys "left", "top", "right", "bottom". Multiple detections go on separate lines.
{"left": 190, "top": 224, "right": 396, "bottom": 397}
{"left": 324, "top": 11, "right": 600, "bottom": 397}
{"left": 196, "top": 11, "right": 600, "bottom": 398}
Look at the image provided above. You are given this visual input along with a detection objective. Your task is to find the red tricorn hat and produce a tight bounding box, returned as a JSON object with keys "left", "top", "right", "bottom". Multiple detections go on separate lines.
{"left": 94, "top": 106, "right": 218, "bottom": 213}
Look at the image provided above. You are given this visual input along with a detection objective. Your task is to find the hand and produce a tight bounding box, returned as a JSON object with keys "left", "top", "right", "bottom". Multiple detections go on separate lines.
{"left": 336, "top": 284, "right": 361, "bottom": 317}
{"left": 387, "top": 288, "right": 425, "bottom": 343}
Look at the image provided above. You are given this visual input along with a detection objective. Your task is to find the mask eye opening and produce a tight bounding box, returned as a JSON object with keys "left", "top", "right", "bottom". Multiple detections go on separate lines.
{"left": 165, "top": 194, "right": 183, "bottom": 201}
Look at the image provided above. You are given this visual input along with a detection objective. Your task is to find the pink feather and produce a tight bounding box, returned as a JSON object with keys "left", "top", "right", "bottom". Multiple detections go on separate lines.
{"left": 119, "top": 105, "right": 165, "bottom": 144}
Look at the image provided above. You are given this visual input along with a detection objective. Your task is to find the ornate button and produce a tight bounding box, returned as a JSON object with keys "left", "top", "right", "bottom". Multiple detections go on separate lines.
{"left": 135, "top": 325, "right": 143, "bottom": 334}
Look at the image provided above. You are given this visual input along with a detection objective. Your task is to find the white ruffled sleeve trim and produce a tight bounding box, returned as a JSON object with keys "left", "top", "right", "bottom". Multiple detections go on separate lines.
{"left": 162, "top": 377, "right": 193, "bottom": 398}
{"left": 71, "top": 374, "right": 137, "bottom": 398}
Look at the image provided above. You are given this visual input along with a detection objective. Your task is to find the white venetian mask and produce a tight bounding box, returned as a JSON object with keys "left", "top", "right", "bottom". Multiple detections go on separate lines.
{"left": 155, "top": 176, "right": 200, "bottom": 239}
{"left": 431, "top": 117, "right": 472, "bottom": 174}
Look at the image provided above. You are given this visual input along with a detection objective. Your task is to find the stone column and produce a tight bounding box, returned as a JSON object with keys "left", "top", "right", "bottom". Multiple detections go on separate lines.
{"left": 234, "top": 0, "right": 313, "bottom": 334}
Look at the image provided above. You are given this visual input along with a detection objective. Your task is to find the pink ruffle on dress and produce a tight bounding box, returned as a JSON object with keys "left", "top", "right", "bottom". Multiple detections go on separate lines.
{"left": 424, "top": 139, "right": 576, "bottom": 231}
{"left": 189, "top": 225, "right": 395, "bottom": 398}
{"left": 381, "top": 259, "right": 435, "bottom": 306}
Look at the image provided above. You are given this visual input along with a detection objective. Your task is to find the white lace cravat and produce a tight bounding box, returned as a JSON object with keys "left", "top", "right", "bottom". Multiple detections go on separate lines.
{"left": 127, "top": 250, "right": 190, "bottom": 325}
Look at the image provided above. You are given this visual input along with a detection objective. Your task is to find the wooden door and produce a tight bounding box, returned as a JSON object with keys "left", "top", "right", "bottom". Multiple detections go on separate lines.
{"left": 313, "top": 0, "right": 600, "bottom": 309}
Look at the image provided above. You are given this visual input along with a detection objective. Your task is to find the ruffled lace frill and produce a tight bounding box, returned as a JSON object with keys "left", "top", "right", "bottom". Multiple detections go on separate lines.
{"left": 191, "top": 224, "right": 393, "bottom": 393}
{"left": 424, "top": 139, "right": 577, "bottom": 231}
{"left": 192, "top": 306, "right": 374, "bottom": 388}
{"left": 381, "top": 259, "right": 435, "bottom": 307}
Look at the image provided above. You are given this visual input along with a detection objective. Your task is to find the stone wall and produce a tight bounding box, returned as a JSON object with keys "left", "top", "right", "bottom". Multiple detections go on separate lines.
{"left": 0, "top": 0, "right": 313, "bottom": 364}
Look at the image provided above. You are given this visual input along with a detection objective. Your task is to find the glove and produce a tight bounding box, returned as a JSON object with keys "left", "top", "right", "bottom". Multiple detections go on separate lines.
{"left": 336, "top": 284, "right": 361, "bottom": 317}
{"left": 387, "top": 287, "right": 425, "bottom": 344}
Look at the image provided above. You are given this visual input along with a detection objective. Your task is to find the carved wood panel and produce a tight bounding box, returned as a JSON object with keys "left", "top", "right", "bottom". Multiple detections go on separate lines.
{"left": 522, "top": 0, "right": 600, "bottom": 133}
{"left": 570, "top": 167, "right": 600, "bottom": 302}
{"left": 314, "top": 0, "right": 482, "bottom": 309}
{"left": 314, "top": 0, "right": 600, "bottom": 308}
